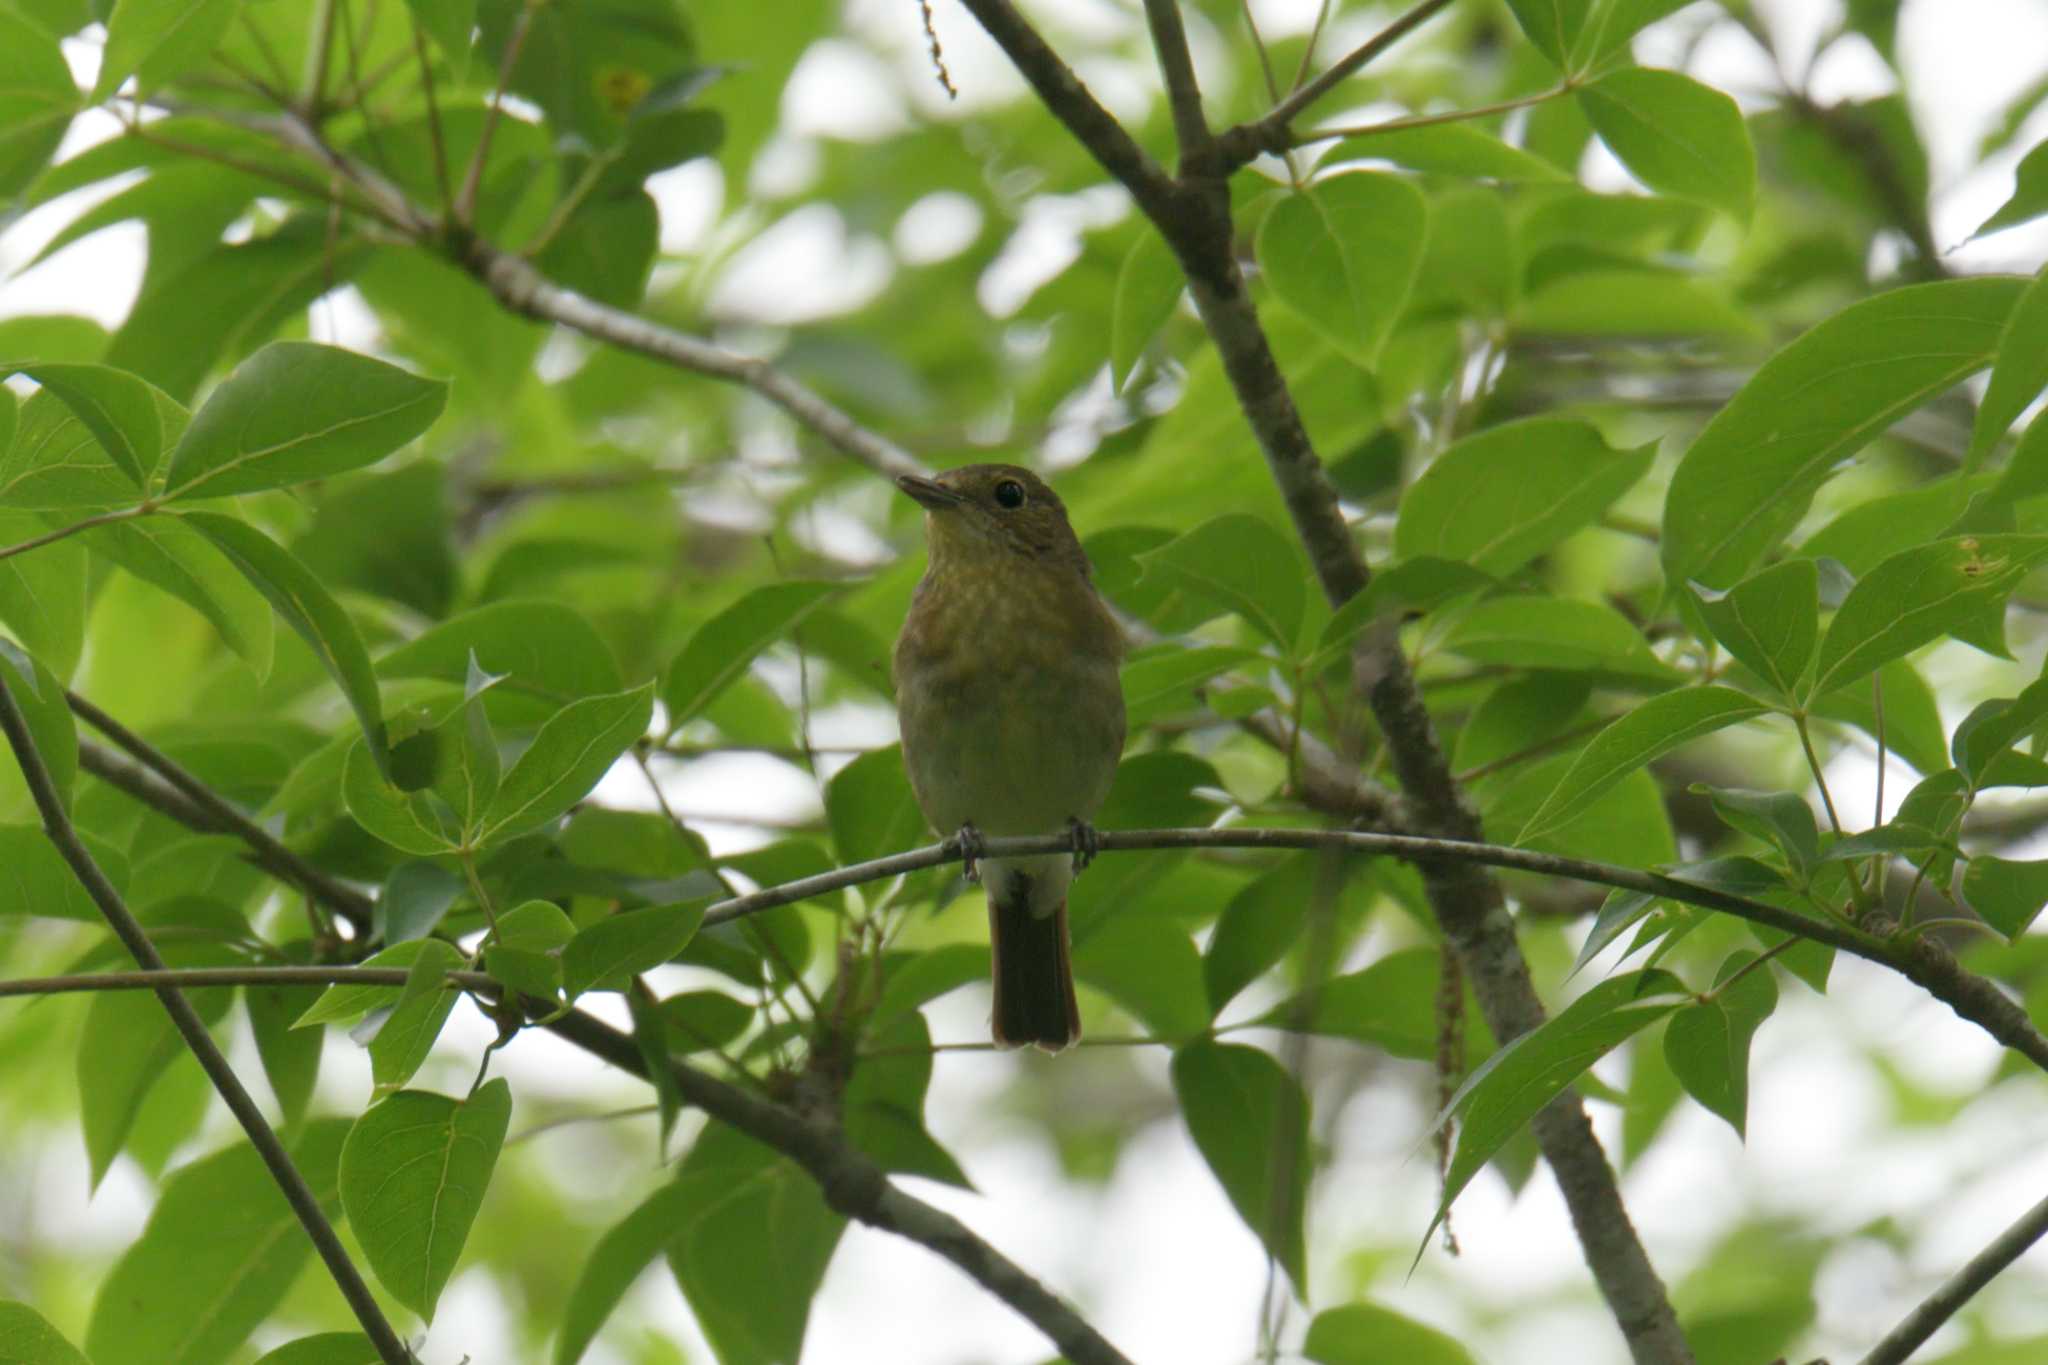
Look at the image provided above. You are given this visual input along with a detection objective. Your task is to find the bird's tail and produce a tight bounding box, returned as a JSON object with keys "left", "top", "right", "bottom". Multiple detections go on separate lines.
{"left": 989, "top": 882, "right": 1079, "bottom": 1052}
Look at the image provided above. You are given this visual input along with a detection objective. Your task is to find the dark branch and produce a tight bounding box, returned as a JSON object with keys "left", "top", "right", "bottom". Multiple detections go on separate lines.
{"left": 1860, "top": 1187, "right": 2048, "bottom": 1365}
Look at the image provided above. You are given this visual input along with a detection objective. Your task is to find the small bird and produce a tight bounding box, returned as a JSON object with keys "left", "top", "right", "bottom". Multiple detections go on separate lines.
{"left": 892, "top": 464, "right": 1126, "bottom": 1051}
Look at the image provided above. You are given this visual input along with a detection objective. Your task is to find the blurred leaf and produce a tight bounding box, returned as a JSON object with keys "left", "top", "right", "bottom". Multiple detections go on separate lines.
{"left": 556, "top": 1178, "right": 699, "bottom": 1365}
{"left": 1664, "top": 278, "right": 2024, "bottom": 588}
{"left": 82, "top": 513, "right": 275, "bottom": 674}
{"left": 1396, "top": 418, "right": 1654, "bottom": 576}
{"left": 1326, "top": 124, "right": 1570, "bottom": 183}
{"left": 0, "top": 510, "right": 86, "bottom": 681}
{"left": 93, "top": 0, "right": 239, "bottom": 100}
{"left": 536, "top": 190, "right": 659, "bottom": 309}
{"left": 1172, "top": 1041, "right": 1310, "bottom": 1293}
{"left": 0, "top": 7, "right": 75, "bottom": 201}
{"left": 1258, "top": 947, "right": 1446, "bottom": 1059}
{"left": 1442, "top": 595, "right": 1675, "bottom": 679}
{"left": 1575, "top": 0, "right": 1693, "bottom": 65}
{"left": 340, "top": 1079, "right": 512, "bottom": 1321}
{"left": 1974, "top": 262, "right": 2048, "bottom": 468}
{"left": 246, "top": 951, "right": 323, "bottom": 1127}
{"left": 1110, "top": 231, "right": 1182, "bottom": 392}
{"left": 85, "top": 1121, "right": 350, "bottom": 1365}
{"left": 1204, "top": 857, "right": 1318, "bottom": 1014}
{"left": 1973, "top": 136, "right": 2048, "bottom": 239}
{"left": 1504, "top": 0, "right": 1592, "bottom": 69}
{"left": 1258, "top": 172, "right": 1427, "bottom": 364}
{"left": 825, "top": 743, "right": 926, "bottom": 866}
{"left": 0, "top": 824, "right": 115, "bottom": 920}
{"left": 845, "top": 1010, "right": 969, "bottom": 1186}
{"left": 253, "top": 1335, "right": 379, "bottom": 1365}
{"left": 1074, "top": 913, "right": 1208, "bottom": 1038}
{"left": 1579, "top": 68, "right": 1755, "bottom": 222}
{"left": 1304, "top": 1303, "right": 1476, "bottom": 1365}
{"left": 0, "top": 1302, "right": 89, "bottom": 1365}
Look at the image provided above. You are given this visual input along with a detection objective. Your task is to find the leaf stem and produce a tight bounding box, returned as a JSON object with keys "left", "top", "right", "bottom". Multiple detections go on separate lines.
{"left": 0, "top": 506, "right": 150, "bottom": 566}
{"left": 1288, "top": 84, "right": 1573, "bottom": 148}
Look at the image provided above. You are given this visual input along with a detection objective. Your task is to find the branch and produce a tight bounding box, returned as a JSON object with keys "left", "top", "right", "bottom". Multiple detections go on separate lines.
{"left": 456, "top": 240, "right": 926, "bottom": 481}
{"left": 1860, "top": 1187, "right": 2048, "bottom": 1365}
{"left": 0, "top": 676, "right": 411, "bottom": 1365}
{"left": 534, "top": 1007, "right": 1136, "bottom": 1365}
{"left": 1216, "top": 0, "right": 1458, "bottom": 168}
{"left": 70, "top": 694, "right": 376, "bottom": 934}
{"left": 1140, "top": 0, "right": 1214, "bottom": 165}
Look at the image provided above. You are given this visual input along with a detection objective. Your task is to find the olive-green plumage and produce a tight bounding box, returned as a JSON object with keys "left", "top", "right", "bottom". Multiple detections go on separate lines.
{"left": 892, "top": 464, "right": 1125, "bottom": 1051}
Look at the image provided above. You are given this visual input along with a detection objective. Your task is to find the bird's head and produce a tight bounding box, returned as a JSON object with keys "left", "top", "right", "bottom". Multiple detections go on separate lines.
{"left": 897, "top": 464, "right": 1089, "bottom": 575}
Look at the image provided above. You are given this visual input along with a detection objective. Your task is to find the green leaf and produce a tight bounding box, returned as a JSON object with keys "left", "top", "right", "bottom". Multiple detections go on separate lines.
{"left": 484, "top": 943, "right": 561, "bottom": 1002}
{"left": 1579, "top": 68, "right": 1756, "bottom": 223}
{"left": 404, "top": 0, "right": 478, "bottom": 76}
{"left": 844, "top": 1010, "right": 969, "bottom": 1186}
{"left": 1505, "top": 0, "right": 1592, "bottom": 68}
{"left": 1395, "top": 418, "right": 1654, "bottom": 576}
{"left": 2, "top": 362, "right": 176, "bottom": 490}
{"left": 475, "top": 682, "right": 654, "bottom": 845}
{"left": 1963, "top": 855, "right": 2048, "bottom": 940}
{"left": 1518, "top": 688, "right": 1769, "bottom": 844}
{"left": 1204, "top": 858, "right": 1317, "bottom": 1014}
{"left": 1258, "top": 171, "right": 1427, "bottom": 365}
{"left": 1663, "top": 277, "right": 2024, "bottom": 588}
{"left": 1441, "top": 594, "right": 1675, "bottom": 679}
{"left": 1316, "top": 558, "right": 1493, "bottom": 667}
{"left": 1972, "top": 136, "right": 2048, "bottom": 239}
{"left": 1575, "top": 0, "right": 1694, "bottom": 65}
{"left": 1515, "top": 268, "right": 1758, "bottom": 338}
{"left": 246, "top": 954, "right": 323, "bottom": 1127}
{"left": 344, "top": 737, "right": 461, "bottom": 855}
{"left": 1303, "top": 1302, "right": 1477, "bottom": 1365}
{"left": 1693, "top": 559, "right": 1818, "bottom": 698}
{"left": 0, "top": 386, "right": 154, "bottom": 510}
{"left": 1326, "top": 124, "right": 1570, "bottom": 183}
{"left": 562, "top": 898, "right": 712, "bottom": 998}
{"left": 824, "top": 742, "right": 927, "bottom": 867}
{"left": 0, "top": 510, "right": 87, "bottom": 681}
{"left": 535, "top": 191, "right": 659, "bottom": 309}
{"left": 253, "top": 1335, "right": 380, "bottom": 1365}
{"left": 1432, "top": 970, "right": 1688, "bottom": 1236}
{"left": 0, "top": 1301, "right": 90, "bottom": 1365}
{"left": 378, "top": 600, "right": 622, "bottom": 710}
{"left": 79, "top": 931, "right": 237, "bottom": 1188}
{"left": 1257, "top": 947, "right": 1446, "bottom": 1059}
{"left": 666, "top": 1124, "right": 846, "bottom": 1365}
{"left": 295, "top": 939, "right": 439, "bottom": 1028}
{"left": 1122, "top": 643, "right": 1263, "bottom": 729}
{"left": 84, "top": 1121, "right": 351, "bottom": 1365}
{"left": 1809, "top": 659, "right": 1947, "bottom": 776}
{"left": 0, "top": 823, "right": 105, "bottom": 919}
{"left": 161, "top": 343, "right": 446, "bottom": 501}
{"left": 1993, "top": 415, "right": 2048, "bottom": 506}
{"left": 1698, "top": 787, "right": 1820, "bottom": 881}
{"left": 183, "top": 511, "right": 391, "bottom": 776}
{"left": 367, "top": 939, "right": 465, "bottom": 1092}
{"left": 1808, "top": 534, "right": 2048, "bottom": 699}
{"left": 1074, "top": 913, "right": 1210, "bottom": 1039}
{"left": 1665, "top": 951, "right": 1777, "bottom": 1137}
{"left": 1971, "top": 263, "right": 2048, "bottom": 466}
{"left": 1110, "top": 232, "right": 1183, "bottom": 392}
{"left": 339, "top": 1079, "right": 512, "bottom": 1322}
{"left": 1172, "top": 1041, "right": 1310, "bottom": 1292}
{"left": 1139, "top": 513, "right": 1308, "bottom": 652}
{"left": 662, "top": 581, "right": 839, "bottom": 728}
{"left": 94, "top": 0, "right": 240, "bottom": 100}
{"left": 0, "top": 7, "right": 77, "bottom": 202}
{"left": 81, "top": 513, "right": 274, "bottom": 673}
{"left": 381, "top": 859, "right": 465, "bottom": 942}
{"left": 555, "top": 1178, "right": 699, "bottom": 1365}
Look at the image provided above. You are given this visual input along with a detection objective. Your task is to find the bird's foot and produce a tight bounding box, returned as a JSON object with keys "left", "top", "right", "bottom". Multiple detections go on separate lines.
{"left": 953, "top": 823, "right": 986, "bottom": 883}
{"left": 1067, "top": 817, "right": 1101, "bottom": 873}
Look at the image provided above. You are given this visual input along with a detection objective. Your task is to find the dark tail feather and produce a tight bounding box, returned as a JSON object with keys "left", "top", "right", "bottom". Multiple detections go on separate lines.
{"left": 989, "top": 891, "right": 1079, "bottom": 1052}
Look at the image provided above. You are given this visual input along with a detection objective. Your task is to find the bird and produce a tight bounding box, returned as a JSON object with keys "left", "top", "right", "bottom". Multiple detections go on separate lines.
{"left": 892, "top": 463, "right": 1126, "bottom": 1051}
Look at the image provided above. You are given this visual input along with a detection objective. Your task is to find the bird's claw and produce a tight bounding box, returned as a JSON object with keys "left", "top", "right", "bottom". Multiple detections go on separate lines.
{"left": 1068, "top": 818, "right": 1101, "bottom": 873}
{"left": 954, "top": 823, "right": 986, "bottom": 883}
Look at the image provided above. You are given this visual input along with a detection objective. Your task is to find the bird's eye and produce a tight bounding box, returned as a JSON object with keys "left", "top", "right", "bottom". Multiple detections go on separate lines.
{"left": 993, "top": 479, "right": 1027, "bottom": 509}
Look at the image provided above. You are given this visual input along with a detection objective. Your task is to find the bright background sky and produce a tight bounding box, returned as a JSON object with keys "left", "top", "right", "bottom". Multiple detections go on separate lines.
{"left": 6, "top": 3, "right": 2048, "bottom": 1363}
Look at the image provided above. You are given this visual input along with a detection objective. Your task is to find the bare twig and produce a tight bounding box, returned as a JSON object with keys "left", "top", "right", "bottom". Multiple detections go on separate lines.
{"left": 1218, "top": 0, "right": 1458, "bottom": 168}
{"left": 1860, "top": 1188, "right": 2048, "bottom": 1365}
{"left": 0, "top": 674, "right": 410, "bottom": 1365}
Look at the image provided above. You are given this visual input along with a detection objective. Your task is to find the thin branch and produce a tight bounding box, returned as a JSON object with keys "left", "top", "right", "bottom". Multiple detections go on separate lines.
{"left": 1860, "top": 1188, "right": 2048, "bottom": 1365}
{"left": 0, "top": 676, "right": 411, "bottom": 1365}
{"left": 69, "top": 695, "right": 376, "bottom": 934}
{"left": 456, "top": 240, "right": 927, "bottom": 481}
{"left": 1293, "top": 86, "right": 1572, "bottom": 148}
{"left": 1218, "top": 0, "right": 1458, "bottom": 168}
{"left": 455, "top": 0, "right": 538, "bottom": 225}
{"left": 0, "top": 507, "right": 149, "bottom": 566}
{"left": 1141, "top": 0, "right": 1214, "bottom": 164}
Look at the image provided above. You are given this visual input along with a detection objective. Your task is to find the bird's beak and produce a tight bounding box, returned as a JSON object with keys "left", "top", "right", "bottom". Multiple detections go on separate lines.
{"left": 897, "top": 474, "right": 962, "bottom": 510}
